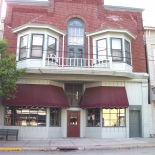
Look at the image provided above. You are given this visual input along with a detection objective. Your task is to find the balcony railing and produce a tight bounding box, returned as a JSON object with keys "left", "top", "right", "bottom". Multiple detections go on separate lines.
{"left": 42, "top": 53, "right": 112, "bottom": 69}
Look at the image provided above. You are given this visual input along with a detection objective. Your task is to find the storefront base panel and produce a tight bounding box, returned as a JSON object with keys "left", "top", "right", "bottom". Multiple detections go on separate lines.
{"left": 84, "top": 127, "right": 102, "bottom": 138}
{"left": 3, "top": 127, "right": 48, "bottom": 139}
{"left": 102, "top": 127, "right": 127, "bottom": 138}
{"left": 48, "top": 127, "right": 62, "bottom": 138}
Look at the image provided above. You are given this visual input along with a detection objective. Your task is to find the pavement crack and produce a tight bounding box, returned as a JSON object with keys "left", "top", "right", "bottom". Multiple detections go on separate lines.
{"left": 23, "top": 140, "right": 31, "bottom": 146}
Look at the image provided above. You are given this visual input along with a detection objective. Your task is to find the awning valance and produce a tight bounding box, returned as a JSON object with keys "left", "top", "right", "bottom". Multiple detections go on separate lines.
{"left": 80, "top": 86, "right": 129, "bottom": 108}
{"left": 3, "top": 84, "right": 69, "bottom": 108}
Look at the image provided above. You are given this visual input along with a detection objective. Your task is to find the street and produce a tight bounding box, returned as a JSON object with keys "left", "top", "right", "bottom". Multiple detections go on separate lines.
{"left": 0, "top": 147, "right": 155, "bottom": 155}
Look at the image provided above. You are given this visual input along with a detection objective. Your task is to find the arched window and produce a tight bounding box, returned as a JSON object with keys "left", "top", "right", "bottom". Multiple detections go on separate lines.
{"left": 67, "top": 18, "right": 85, "bottom": 66}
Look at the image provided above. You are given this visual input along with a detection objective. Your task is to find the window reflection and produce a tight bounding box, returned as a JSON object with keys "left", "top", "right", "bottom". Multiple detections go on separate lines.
{"left": 102, "top": 108, "right": 126, "bottom": 127}
{"left": 50, "top": 108, "right": 61, "bottom": 126}
{"left": 87, "top": 108, "right": 100, "bottom": 127}
{"left": 5, "top": 106, "right": 46, "bottom": 126}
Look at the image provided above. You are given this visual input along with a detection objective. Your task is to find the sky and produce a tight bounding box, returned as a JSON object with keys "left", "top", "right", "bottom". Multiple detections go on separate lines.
{"left": 1, "top": 0, "right": 155, "bottom": 26}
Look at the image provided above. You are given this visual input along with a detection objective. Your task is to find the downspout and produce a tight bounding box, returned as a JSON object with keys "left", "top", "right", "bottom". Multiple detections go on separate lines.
{"left": 144, "top": 32, "right": 150, "bottom": 104}
{"left": 62, "top": 35, "right": 64, "bottom": 67}
{"left": 88, "top": 36, "right": 90, "bottom": 67}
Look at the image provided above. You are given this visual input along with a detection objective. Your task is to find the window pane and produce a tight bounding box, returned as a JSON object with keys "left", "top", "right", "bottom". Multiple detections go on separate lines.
{"left": 87, "top": 108, "right": 100, "bottom": 127}
{"left": 5, "top": 106, "right": 46, "bottom": 126}
{"left": 65, "top": 84, "right": 83, "bottom": 106}
{"left": 47, "top": 36, "right": 56, "bottom": 56}
{"left": 125, "top": 40, "right": 131, "bottom": 64}
{"left": 102, "top": 108, "right": 126, "bottom": 127}
{"left": 31, "top": 35, "right": 43, "bottom": 57}
{"left": 68, "top": 19, "right": 84, "bottom": 45}
{"left": 97, "top": 39, "right": 107, "bottom": 60}
{"left": 19, "top": 35, "right": 28, "bottom": 59}
{"left": 50, "top": 108, "right": 61, "bottom": 126}
{"left": 112, "top": 39, "right": 121, "bottom": 49}
{"left": 111, "top": 38, "right": 122, "bottom": 61}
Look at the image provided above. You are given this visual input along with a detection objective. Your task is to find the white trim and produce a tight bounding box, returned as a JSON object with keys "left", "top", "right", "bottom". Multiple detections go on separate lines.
{"left": 5, "top": 0, "right": 50, "bottom": 6}
{"left": 103, "top": 5, "right": 144, "bottom": 12}
{"left": 12, "top": 24, "right": 66, "bottom": 36}
{"left": 86, "top": 29, "right": 136, "bottom": 40}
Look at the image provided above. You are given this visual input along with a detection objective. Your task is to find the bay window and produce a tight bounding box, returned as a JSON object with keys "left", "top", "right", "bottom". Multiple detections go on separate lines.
{"left": 19, "top": 35, "right": 28, "bottom": 59}
{"left": 31, "top": 34, "right": 44, "bottom": 58}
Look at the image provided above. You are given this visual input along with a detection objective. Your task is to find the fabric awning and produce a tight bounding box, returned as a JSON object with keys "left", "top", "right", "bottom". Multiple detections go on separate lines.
{"left": 80, "top": 86, "right": 129, "bottom": 108}
{"left": 3, "top": 84, "right": 69, "bottom": 108}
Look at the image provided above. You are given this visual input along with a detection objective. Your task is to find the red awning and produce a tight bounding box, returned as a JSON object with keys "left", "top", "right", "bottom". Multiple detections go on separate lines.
{"left": 80, "top": 86, "right": 129, "bottom": 108}
{"left": 3, "top": 84, "right": 69, "bottom": 108}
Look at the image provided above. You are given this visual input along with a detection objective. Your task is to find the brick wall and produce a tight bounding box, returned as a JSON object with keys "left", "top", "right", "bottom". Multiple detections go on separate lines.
{"left": 4, "top": 1, "right": 146, "bottom": 72}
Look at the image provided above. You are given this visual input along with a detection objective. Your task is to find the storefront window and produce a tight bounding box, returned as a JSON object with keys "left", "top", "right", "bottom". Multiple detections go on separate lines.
{"left": 5, "top": 106, "right": 46, "bottom": 126}
{"left": 87, "top": 108, "right": 100, "bottom": 127}
{"left": 50, "top": 108, "right": 61, "bottom": 126}
{"left": 102, "top": 109, "right": 125, "bottom": 127}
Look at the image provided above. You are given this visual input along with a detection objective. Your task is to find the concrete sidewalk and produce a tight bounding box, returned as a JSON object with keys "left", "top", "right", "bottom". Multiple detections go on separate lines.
{"left": 0, "top": 138, "right": 155, "bottom": 151}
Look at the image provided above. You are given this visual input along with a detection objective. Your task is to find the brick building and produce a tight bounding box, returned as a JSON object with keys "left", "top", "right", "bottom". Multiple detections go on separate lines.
{"left": 0, "top": 0, "right": 152, "bottom": 138}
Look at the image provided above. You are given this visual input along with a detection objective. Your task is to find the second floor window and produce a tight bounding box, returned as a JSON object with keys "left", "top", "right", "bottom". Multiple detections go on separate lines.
{"left": 31, "top": 34, "right": 44, "bottom": 58}
{"left": 111, "top": 38, "right": 122, "bottom": 61}
{"left": 125, "top": 40, "right": 131, "bottom": 65}
{"left": 47, "top": 35, "right": 56, "bottom": 56}
{"left": 19, "top": 35, "right": 28, "bottom": 59}
{"left": 97, "top": 39, "right": 107, "bottom": 60}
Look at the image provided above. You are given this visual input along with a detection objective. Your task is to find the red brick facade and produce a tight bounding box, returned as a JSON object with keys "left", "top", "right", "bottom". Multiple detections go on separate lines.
{"left": 4, "top": 0, "right": 146, "bottom": 72}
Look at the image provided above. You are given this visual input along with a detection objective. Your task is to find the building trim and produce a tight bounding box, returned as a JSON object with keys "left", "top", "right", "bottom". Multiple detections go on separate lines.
{"left": 12, "top": 24, "right": 66, "bottom": 36}
{"left": 86, "top": 28, "right": 136, "bottom": 39}
{"left": 103, "top": 5, "right": 144, "bottom": 12}
{"left": 5, "top": 0, "right": 50, "bottom": 6}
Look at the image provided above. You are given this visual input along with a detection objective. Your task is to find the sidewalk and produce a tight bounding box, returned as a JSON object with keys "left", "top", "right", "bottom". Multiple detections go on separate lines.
{"left": 0, "top": 137, "right": 155, "bottom": 151}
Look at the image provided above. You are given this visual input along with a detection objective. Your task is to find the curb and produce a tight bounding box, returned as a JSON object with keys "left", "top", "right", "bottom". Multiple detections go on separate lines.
{"left": 0, "top": 144, "right": 155, "bottom": 151}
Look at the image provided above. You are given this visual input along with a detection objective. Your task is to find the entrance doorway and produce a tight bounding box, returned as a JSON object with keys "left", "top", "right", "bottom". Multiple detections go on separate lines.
{"left": 129, "top": 110, "right": 140, "bottom": 137}
{"left": 67, "top": 111, "right": 80, "bottom": 137}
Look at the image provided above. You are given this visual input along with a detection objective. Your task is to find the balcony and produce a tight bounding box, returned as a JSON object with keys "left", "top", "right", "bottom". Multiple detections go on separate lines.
{"left": 17, "top": 52, "right": 133, "bottom": 77}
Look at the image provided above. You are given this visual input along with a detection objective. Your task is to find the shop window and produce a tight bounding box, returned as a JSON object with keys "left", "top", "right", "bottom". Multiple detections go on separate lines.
{"left": 111, "top": 38, "right": 123, "bottom": 61}
{"left": 50, "top": 108, "right": 61, "bottom": 126}
{"left": 31, "top": 34, "right": 44, "bottom": 58}
{"left": 5, "top": 106, "right": 46, "bottom": 126}
{"left": 102, "top": 109, "right": 126, "bottom": 127}
{"left": 87, "top": 108, "right": 100, "bottom": 127}
{"left": 125, "top": 40, "right": 131, "bottom": 65}
{"left": 65, "top": 84, "right": 83, "bottom": 106}
{"left": 19, "top": 35, "right": 28, "bottom": 59}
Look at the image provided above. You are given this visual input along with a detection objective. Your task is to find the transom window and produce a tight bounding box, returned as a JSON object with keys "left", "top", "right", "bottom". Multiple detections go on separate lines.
{"left": 102, "top": 109, "right": 126, "bottom": 127}
{"left": 65, "top": 84, "right": 83, "bottom": 106}
{"left": 5, "top": 106, "right": 46, "bottom": 126}
{"left": 19, "top": 35, "right": 28, "bottom": 59}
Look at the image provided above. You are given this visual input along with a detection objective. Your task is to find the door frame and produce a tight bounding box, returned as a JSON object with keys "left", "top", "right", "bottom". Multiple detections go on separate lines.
{"left": 67, "top": 110, "right": 80, "bottom": 137}
{"left": 129, "top": 105, "right": 142, "bottom": 137}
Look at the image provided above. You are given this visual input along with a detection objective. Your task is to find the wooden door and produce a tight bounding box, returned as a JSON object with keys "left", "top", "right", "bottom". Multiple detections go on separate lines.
{"left": 67, "top": 111, "right": 80, "bottom": 137}
{"left": 129, "top": 110, "right": 140, "bottom": 137}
